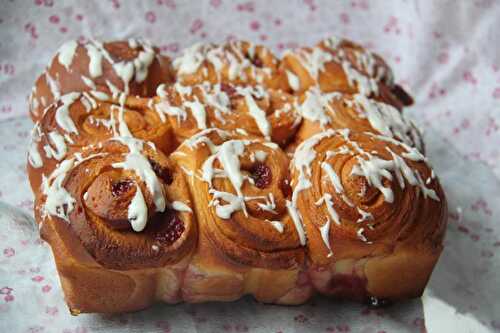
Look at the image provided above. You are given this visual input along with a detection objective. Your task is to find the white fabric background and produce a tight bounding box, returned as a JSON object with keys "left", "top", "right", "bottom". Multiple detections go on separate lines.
{"left": 0, "top": 0, "right": 499, "bottom": 332}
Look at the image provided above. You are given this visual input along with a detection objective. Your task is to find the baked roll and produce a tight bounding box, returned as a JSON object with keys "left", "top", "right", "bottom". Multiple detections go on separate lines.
{"left": 35, "top": 138, "right": 197, "bottom": 312}
{"left": 293, "top": 89, "right": 423, "bottom": 151}
{"left": 281, "top": 36, "right": 412, "bottom": 109}
{"left": 28, "top": 39, "right": 174, "bottom": 121}
{"left": 173, "top": 40, "right": 286, "bottom": 90}
{"left": 25, "top": 37, "right": 448, "bottom": 314}
{"left": 171, "top": 129, "right": 311, "bottom": 303}
{"left": 288, "top": 129, "right": 446, "bottom": 301}
{"left": 27, "top": 92, "right": 175, "bottom": 191}
{"left": 154, "top": 82, "right": 301, "bottom": 145}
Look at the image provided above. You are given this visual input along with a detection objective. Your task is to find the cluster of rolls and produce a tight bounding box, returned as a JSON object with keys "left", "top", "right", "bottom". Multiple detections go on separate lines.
{"left": 27, "top": 37, "right": 447, "bottom": 314}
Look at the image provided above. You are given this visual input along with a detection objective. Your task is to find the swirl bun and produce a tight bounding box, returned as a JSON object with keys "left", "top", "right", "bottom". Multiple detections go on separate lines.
{"left": 173, "top": 40, "right": 286, "bottom": 90}
{"left": 281, "top": 36, "right": 412, "bottom": 109}
{"left": 294, "top": 89, "right": 422, "bottom": 151}
{"left": 289, "top": 129, "right": 446, "bottom": 300}
{"left": 29, "top": 39, "right": 174, "bottom": 121}
{"left": 154, "top": 82, "right": 301, "bottom": 145}
{"left": 172, "top": 129, "right": 311, "bottom": 303}
{"left": 36, "top": 138, "right": 196, "bottom": 270}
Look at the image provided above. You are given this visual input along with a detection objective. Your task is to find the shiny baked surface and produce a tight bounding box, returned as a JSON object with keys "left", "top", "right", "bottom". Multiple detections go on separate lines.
{"left": 26, "top": 37, "right": 447, "bottom": 313}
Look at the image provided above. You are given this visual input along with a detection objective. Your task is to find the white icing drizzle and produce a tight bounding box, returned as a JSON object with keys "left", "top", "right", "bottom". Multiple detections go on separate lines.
{"left": 267, "top": 220, "right": 284, "bottom": 233}
{"left": 113, "top": 61, "right": 134, "bottom": 89}
{"left": 357, "top": 227, "right": 368, "bottom": 242}
{"left": 45, "top": 73, "right": 61, "bottom": 100}
{"left": 286, "top": 70, "right": 300, "bottom": 91}
{"left": 90, "top": 90, "right": 109, "bottom": 101}
{"left": 288, "top": 130, "right": 339, "bottom": 246}
{"left": 236, "top": 86, "right": 271, "bottom": 139}
{"left": 351, "top": 155, "right": 395, "bottom": 202}
{"left": 319, "top": 218, "right": 333, "bottom": 257}
{"left": 353, "top": 94, "right": 422, "bottom": 150}
{"left": 321, "top": 162, "right": 343, "bottom": 193}
{"left": 286, "top": 46, "right": 333, "bottom": 81}
{"left": 297, "top": 87, "right": 341, "bottom": 128}
{"left": 341, "top": 61, "right": 378, "bottom": 96}
{"left": 323, "top": 36, "right": 342, "bottom": 50}
{"left": 182, "top": 128, "right": 230, "bottom": 151}
{"left": 174, "top": 41, "right": 269, "bottom": 83}
{"left": 321, "top": 36, "right": 393, "bottom": 86}
{"left": 257, "top": 193, "right": 277, "bottom": 214}
{"left": 185, "top": 100, "right": 207, "bottom": 129}
{"left": 85, "top": 43, "right": 104, "bottom": 78}
{"left": 128, "top": 184, "right": 148, "bottom": 232}
{"left": 315, "top": 193, "right": 340, "bottom": 225}
{"left": 128, "top": 38, "right": 138, "bottom": 49}
{"left": 171, "top": 201, "right": 193, "bottom": 213}
{"left": 356, "top": 207, "right": 373, "bottom": 223}
{"left": 85, "top": 39, "right": 155, "bottom": 92}
{"left": 55, "top": 92, "right": 81, "bottom": 134}
{"left": 254, "top": 150, "right": 267, "bottom": 162}
{"left": 173, "top": 43, "right": 211, "bottom": 75}
{"left": 81, "top": 75, "right": 97, "bottom": 90}
{"left": 288, "top": 43, "right": 383, "bottom": 96}
{"left": 112, "top": 137, "right": 166, "bottom": 213}
{"left": 82, "top": 92, "right": 97, "bottom": 109}
{"left": 43, "top": 131, "right": 67, "bottom": 161}
{"left": 208, "top": 189, "right": 245, "bottom": 219}
{"left": 201, "top": 84, "right": 231, "bottom": 122}
{"left": 57, "top": 40, "right": 78, "bottom": 71}
{"left": 202, "top": 140, "right": 248, "bottom": 217}
{"left": 235, "top": 128, "right": 248, "bottom": 136}
{"left": 286, "top": 200, "right": 306, "bottom": 245}
{"left": 28, "top": 125, "right": 43, "bottom": 168}
{"left": 132, "top": 45, "right": 155, "bottom": 83}
{"left": 41, "top": 159, "right": 76, "bottom": 222}
{"left": 106, "top": 80, "right": 121, "bottom": 98}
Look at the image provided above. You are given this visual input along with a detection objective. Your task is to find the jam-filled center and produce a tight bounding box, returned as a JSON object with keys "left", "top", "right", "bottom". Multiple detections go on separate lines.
{"left": 112, "top": 179, "right": 133, "bottom": 197}
{"left": 250, "top": 56, "right": 263, "bottom": 68}
{"left": 150, "top": 209, "right": 185, "bottom": 245}
{"left": 249, "top": 163, "right": 272, "bottom": 188}
{"left": 84, "top": 171, "right": 142, "bottom": 230}
{"left": 220, "top": 83, "right": 237, "bottom": 97}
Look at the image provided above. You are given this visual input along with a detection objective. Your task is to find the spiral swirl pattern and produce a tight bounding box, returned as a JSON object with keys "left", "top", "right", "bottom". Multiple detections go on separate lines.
{"left": 173, "top": 128, "right": 303, "bottom": 269}
{"left": 154, "top": 81, "right": 301, "bottom": 145}
{"left": 27, "top": 93, "right": 175, "bottom": 191}
{"left": 36, "top": 138, "right": 196, "bottom": 270}
{"left": 289, "top": 129, "right": 445, "bottom": 265}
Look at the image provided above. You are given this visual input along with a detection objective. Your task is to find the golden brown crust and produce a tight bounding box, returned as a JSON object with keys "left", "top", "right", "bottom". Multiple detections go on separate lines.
{"left": 173, "top": 40, "right": 287, "bottom": 90}
{"left": 26, "top": 37, "right": 447, "bottom": 313}
{"left": 155, "top": 82, "right": 301, "bottom": 146}
{"left": 293, "top": 91, "right": 423, "bottom": 152}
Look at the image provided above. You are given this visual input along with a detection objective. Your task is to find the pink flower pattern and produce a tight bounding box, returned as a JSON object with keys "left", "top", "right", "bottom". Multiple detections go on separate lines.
{"left": 0, "top": 1, "right": 499, "bottom": 332}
